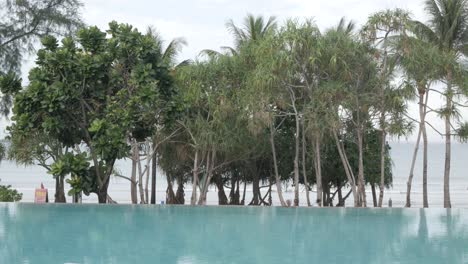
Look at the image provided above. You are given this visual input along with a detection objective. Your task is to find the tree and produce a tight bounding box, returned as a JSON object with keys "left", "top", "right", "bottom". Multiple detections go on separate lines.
{"left": 361, "top": 9, "right": 412, "bottom": 207}
{"left": 412, "top": 0, "right": 468, "bottom": 208}
{"left": 8, "top": 22, "right": 173, "bottom": 203}
{"left": 0, "top": 0, "right": 83, "bottom": 117}
{"left": 0, "top": 183, "right": 22, "bottom": 202}
{"left": 397, "top": 33, "right": 448, "bottom": 207}
{"left": 7, "top": 129, "right": 70, "bottom": 202}
{"left": 145, "top": 26, "right": 187, "bottom": 204}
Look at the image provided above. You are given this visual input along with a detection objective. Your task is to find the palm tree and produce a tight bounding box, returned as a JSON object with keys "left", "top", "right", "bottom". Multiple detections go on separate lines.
{"left": 412, "top": 0, "right": 468, "bottom": 208}
{"left": 226, "top": 14, "right": 277, "bottom": 49}
{"left": 201, "top": 14, "right": 277, "bottom": 57}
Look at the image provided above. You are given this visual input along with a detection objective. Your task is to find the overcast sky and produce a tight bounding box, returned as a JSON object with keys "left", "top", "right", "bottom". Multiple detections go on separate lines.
{"left": 1, "top": 0, "right": 466, "bottom": 142}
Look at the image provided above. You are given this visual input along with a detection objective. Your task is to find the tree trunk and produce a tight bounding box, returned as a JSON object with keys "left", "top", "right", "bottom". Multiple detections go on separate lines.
{"left": 270, "top": 126, "right": 286, "bottom": 206}
{"left": 420, "top": 90, "right": 429, "bottom": 208}
{"left": 301, "top": 120, "right": 311, "bottom": 206}
{"left": 166, "top": 174, "right": 176, "bottom": 204}
{"left": 337, "top": 183, "right": 344, "bottom": 207}
{"left": 150, "top": 146, "right": 157, "bottom": 204}
{"left": 229, "top": 176, "right": 240, "bottom": 205}
{"left": 443, "top": 71, "right": 452, "bottom": 208}
{"left": 333, "top": 129, "right": 358, "bottom": 207}
{"left": 215, "top": 174, "right": 228, "bottom": 205}
{"left": 190, "top": 149, "right": 199, "bottom": 205}
{"left": 378, "top": 128, "right": 386, "bottom": 207}
{"left": 405, "top": 125, "right": 422, "bottom": 207}
{"left": 356, "top": 128, "right": 367, "bottom": 207}
{"left": 314, "top": 136, "right": 323, "bottom": 207}
{"left": 371, "top": 183, "right": 377, "bottom": 207}
{"left": 175, "top": 175, "right": 185, "bottom": 204}
{"left": 97, "top": 176, "right": 110, "bottom": 204}
{"left": 137, "top": 147, "right": 146, "bottom": 204}
{"left": 241, "top": 176, "right": 247, "bottom": 205}
{"left": 251, "top": 171, "right": 260, "bottom": 206}
{"left": 54, "top": 176, "right": 66, "bottom": 203}
{"left": 293, "top": 114, "right": 300, "bottom": 206}
{"left": 144, "top": 142, "right": 151, "bottom": 204}
{"left": 268, "top": 177, "right": 273, "bottom": 206}
{"left": 130, "top": 141, "right": 138, "bottom": 204}
{"left": 198, "top": 150, "right": 216, "bottom": 205}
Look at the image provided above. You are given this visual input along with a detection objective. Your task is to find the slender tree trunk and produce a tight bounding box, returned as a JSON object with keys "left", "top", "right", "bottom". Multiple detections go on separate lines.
{"left": 314, "top": 135, "right": 323, "bottom": 207}
{"left": 190, "top": 149, "right": 199, "bottom": 205}
{"left": 444, "top": 71, "right": 452, "bottom": 208}
{"left": 130, "top": 141, "right": 138, "bottom": 204}
{"left": 405, "top": 125, "right": 422, "bottom": 207}
{"left": 198, "top": 150, "right": 216, "bottom": 205}
{"left": 150, "top": 145, "right": 157, "bottom": 204}
{"left": 268, "top": 176, "right": 273, "bottom": 206}
{"left": 301, "top": 121, "right": 311, "bottom": 206}
{"left": 357, "top": 128, "right": 367, "bottom": 207}
{"left": 137, "top": 147, "right": 146, "bottom": 204}
{"left": 333, "top": 129, "right": 358, "bottom": 207}
{"left": 54, "top": 176, "right": 66, "bottom": 203}
{"left": 241, "top": 176, "right": 247, "bottom": 205}
{"left": 293, "top": 115, "right": 300, "bottom": 206}
{"left": 270, "top": 126, "right": 286, "bottom": 206}
{"left": 378, "top": 128, "right": 386, "bottom": 207}
{"left": 144, "top": 142, "right": 151, "bottom": 204}
{"left": 420, "top": 90, "right": 429, "bottom": 208}
{"left": 371, "top": 183, "right": 377, "bottom": 207}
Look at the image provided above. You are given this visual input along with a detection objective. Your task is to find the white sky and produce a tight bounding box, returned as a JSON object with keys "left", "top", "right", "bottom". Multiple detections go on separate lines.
{"left": 1, "top": 0, "right": 466, "bottom": 142}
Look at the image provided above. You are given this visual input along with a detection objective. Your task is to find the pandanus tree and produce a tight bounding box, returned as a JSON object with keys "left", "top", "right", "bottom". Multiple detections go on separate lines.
{"left": 361, "top": 9, "right": 413, "bottom": 207}
{"left": 396, "top": 33, "right": 448, "bottom": 207}
{"left": 201, "top": 14, "right": 287, "bottom": 206}
{"left": 317, "top": 27, "right": 367, "bottom": 207}
{"left": 251, "top": 19, "right": 323, "bottom": 206}
{"left": 412, "top": 0, "right": 468, "bottom": 208}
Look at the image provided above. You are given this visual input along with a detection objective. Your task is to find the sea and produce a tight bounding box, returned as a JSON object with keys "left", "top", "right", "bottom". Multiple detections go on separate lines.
{"left": 1, "top": 142, "right": 467, "bottom": 208}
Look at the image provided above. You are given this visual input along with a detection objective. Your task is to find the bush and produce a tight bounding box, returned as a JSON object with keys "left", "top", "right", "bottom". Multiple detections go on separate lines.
{"left": 0, "top": 184, "right": 23, "bottom": 202}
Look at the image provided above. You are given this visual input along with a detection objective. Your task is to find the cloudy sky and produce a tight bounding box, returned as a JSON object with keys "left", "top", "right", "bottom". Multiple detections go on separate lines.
{"left": 2, "top": 0, "right": 465, "bottom": 142}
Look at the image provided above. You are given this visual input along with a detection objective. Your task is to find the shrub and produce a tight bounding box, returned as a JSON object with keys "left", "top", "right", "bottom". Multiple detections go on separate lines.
{"left": 0, "top": 184, "right": 23, "bottom": 202}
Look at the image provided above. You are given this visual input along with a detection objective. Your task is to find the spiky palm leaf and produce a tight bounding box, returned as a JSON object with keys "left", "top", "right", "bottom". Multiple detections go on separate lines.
{"left": 414, "top": 0, "right": 468, "bottom": 54}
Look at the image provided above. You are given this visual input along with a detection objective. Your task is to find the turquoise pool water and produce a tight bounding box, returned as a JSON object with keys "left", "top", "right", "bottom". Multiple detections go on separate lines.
{"left": 1, "top": 204, "right": 467, "bottom": 263}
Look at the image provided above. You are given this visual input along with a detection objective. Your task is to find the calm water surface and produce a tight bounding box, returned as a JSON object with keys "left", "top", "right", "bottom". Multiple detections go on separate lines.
{"left": 1, "top": 203, "right": 468, "bottom": 264}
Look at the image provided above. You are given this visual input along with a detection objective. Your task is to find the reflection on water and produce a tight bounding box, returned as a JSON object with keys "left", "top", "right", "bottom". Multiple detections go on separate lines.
{"left": 0, "top": 204, "right": 467, "bottom": 264}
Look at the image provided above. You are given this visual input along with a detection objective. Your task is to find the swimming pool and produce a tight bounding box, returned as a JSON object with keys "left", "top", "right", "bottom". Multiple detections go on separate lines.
{"left": 1, "top": 203, "right": 467, "bottom": 263}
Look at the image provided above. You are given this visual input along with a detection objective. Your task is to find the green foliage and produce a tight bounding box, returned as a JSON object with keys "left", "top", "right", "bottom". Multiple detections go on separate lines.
{"left": 0, "top": 142, "right": 5, "bottom": 162}
{"left": 9, "top": 22, "right": 176, "bottom": 201}
{"left": 0, "top": 72, "right": 22, "bottom": 94}
{"left": 0, "top": 0, "right": 84, "bottom": 73}
{"left": 0, "top": 184, "right": 22, "bottom": 202}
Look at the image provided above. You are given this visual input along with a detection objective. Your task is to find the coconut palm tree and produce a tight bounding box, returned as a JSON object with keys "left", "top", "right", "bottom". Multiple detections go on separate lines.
{"left": 201, "top": 14, "right": 277, "bottom": 58}
{"left": 412, "top": 0, "right": 468, "bottom": 208}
